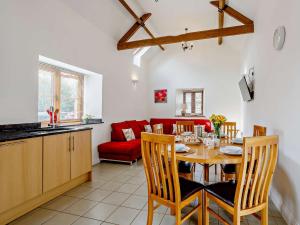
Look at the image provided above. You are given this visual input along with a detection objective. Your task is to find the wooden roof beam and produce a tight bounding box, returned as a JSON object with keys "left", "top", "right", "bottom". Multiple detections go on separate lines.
{"left": 118, "top": 0, "right": 164, "bottom": 51}
{"left": 117, "top": 24, "right": 254, "bottom": 50}
{"left": 218, "top": 0, "right": 225, "bottom": 45}
{"left": 210, "top": 1, "right": 254, "bottom": 25}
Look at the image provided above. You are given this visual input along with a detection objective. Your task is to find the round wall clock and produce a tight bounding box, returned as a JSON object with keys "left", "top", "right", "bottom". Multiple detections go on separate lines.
{"left": 273, "top": 26, "right": 286, "bottom": 50}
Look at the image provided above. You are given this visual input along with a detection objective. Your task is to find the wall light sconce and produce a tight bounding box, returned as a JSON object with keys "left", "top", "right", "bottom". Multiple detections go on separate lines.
{"left": 131, "top": 75, "right": 139, "bottom": 87}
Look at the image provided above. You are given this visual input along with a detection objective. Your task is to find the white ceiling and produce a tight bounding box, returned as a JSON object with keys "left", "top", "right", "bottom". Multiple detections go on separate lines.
{"left": 59, "top": 0, "right": 259, "bottom": 54}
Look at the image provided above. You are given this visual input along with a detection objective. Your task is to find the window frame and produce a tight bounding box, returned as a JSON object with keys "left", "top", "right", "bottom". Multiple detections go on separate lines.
{"left": 183, "top": 89, "right": 204, "bottom": 117}
{"left": 38, "top": 65, "right": 84, "bottom": 123}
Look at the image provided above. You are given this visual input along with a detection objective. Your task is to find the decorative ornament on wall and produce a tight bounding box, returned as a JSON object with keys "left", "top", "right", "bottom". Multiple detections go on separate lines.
{"left": 154, "top": 89, "right": 167, "bottom": 103}
{"left": 273, "top": 26, "right": 286, "bottom": 51}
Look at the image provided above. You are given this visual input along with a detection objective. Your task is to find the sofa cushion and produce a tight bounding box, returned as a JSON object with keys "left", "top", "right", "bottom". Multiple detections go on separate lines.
{"left": 98, "top": 139, "right": 141, "bottom": 156}
{"left": 122, "top": 128, "right": 136, "bottom": 141}
{"left": 111, "top": 121, "right": 130, "bottom": 141}
{"left": 136, "top": 120, "right": 150, "bottom": 131}
{"left": 126, "top": 120, "right": 142, "bottom": 139}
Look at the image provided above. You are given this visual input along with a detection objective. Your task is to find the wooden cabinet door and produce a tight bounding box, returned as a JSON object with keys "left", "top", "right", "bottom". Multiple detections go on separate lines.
{"left": 0, "top": 138, "right": 43, "bottom": 213}
{"left": 71, "top": 130, "right": 92, "bottom": 179}
{"left": 43, "top": 133, "right": 71, "bottom": 192}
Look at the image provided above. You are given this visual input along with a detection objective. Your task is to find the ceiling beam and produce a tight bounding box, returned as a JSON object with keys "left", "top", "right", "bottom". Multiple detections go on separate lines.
{"left": 119, "top": 13, "right": 152, "bottom": 44}
{"left": 218, "top": 0, "right": 225, "bottom": 45}
{"left": 118, "top": 0, "right": 165, "bottom": 51}
{"left": 210, "top": 1, "right": 254, "bottom": 25}
{"left": 117, "top": 24, "right": 254, "bottom": 50}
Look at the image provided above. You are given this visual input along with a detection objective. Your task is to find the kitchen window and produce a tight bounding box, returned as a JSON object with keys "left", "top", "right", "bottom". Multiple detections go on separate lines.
{"left": 38, "top": 63, "right": 84, "bottom": 122}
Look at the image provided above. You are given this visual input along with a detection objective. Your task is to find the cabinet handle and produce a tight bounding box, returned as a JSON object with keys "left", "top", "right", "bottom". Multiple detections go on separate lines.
{"left": 0, "top": 140, "right": 25, "bottom": 148}
{"left": 69, "top": 136, "right": 71, "bottom": 152}
{"left": 72, "top": 136, "right": 75, "bottom": 151}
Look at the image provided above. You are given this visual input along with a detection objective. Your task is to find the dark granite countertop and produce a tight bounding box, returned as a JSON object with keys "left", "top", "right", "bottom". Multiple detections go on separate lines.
{"left": 0, "top": 123, "right": 92, "bottom": 143}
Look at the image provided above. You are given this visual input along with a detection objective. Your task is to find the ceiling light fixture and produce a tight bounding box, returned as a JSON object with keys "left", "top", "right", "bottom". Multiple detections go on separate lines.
{"left": 181, "top": 28, "right": 194, "bottom": 51}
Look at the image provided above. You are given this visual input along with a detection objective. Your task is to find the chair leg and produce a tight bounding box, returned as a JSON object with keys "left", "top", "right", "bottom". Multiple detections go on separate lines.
{"left": 261, "top": 204, "right": 269, "bottom": 225}
{"left": 215, "top": 164, "right": 217, "bottom": 175}
{"left": 198, "top": 192, "right": 202, "bottom": 225}
{"left": 233, "top": 214, "right": 241, "bottom": 225}
{"left": 204, "top": 192, "right": 209, "bottom": 225}
{"left": 175, "top": 207, "right": 182, "bottom": 225}
{"left": 147, "top": 198, "right": 154, "bottom": 225}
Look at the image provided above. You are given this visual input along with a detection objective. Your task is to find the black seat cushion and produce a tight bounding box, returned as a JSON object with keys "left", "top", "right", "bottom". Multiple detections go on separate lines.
{"left": 221, "top": 164, "right": 236, "bottom": 174}
{"left": 205, "top": 181, "right": 236, "bottom": 206}
{"left": 179, "top": 177, "right": 204, "bottom": 201}
{"left": 178, "top": 161, "right": 193, "bottom": 173}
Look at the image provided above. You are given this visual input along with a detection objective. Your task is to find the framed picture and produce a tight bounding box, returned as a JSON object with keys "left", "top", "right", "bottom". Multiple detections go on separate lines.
{"left": 154, "top": 89, "right": 167, "bottom": 103}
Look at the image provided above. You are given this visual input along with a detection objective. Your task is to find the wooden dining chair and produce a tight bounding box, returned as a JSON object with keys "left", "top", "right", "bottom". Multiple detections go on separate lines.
{"left": 176, "top": 121, "right": 194, "bottom": 135}
{"left": 253, "top": 125, "right": 267, "bottom": 137}
{"left": 221, "top": 125, "right": 267, "bottom": 181}
{"left": 153, "top": 124, "right": 164, "bottom": 134}
{"left": 141, "top": 133, "right": 204, "bottom": 225}
{"left": 221, "top": 122, "right": 238, "bottom": 140}
{"left": 205, "top": 135, "right": 278, "bottom": 225}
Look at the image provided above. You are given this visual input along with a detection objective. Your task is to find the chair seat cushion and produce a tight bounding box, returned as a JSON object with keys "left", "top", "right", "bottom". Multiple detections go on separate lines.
{"left": 178, "top": 161, "right": 193, "bottom": 173}
{"left": 221, "top": 164, "right": 236, "bottom": 174}
{"left": 205, "top": 181, "right": 236, "bottom": 206}
{"left": 179, "top": 177, "right": 204, "bottom": 201}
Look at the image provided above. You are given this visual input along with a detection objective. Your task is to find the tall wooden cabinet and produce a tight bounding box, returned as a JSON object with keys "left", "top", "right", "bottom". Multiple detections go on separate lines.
{"left": 0, "top": 138, "right": 43, "bottom": 214}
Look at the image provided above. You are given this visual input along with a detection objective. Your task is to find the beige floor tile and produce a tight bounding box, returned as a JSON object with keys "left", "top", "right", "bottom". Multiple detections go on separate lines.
{"left": 82, "top": 180, "right": 107, "bottom": 189}
{"left": 131, "top": 211, "right": 163, "bottom": 225}
{"left": 105, "top": 206, "right": 140, "bottom": 225}
{"left": 126, "top": 176, "right": 146, "bottom": 186}
{"left": 143, "top": 203, "right": 168, "bottom": 214}
{"left": 84, "top": 203, "right": 117, "bottom": 221}
{"left": 84, "top": 189, "right": 112, "bottom": 202}
{"left": 122, "top": 195, "right": 147, "bottom": 210}
{"left": 111, "top": 174, "right": 132, "bottom": 183}
{"left": 100, "top": 181, "right": 124, "bottom": 191}
{"left": 42, "top": 196, "right": 79, "bottom": 211}
{"left": 102, "top": 192, "right": 130, "bottom": 205}
{"left": 9, "top": 208, "right": 57, "bottom": 225}
{"left": 64, "top": 199, "right": 98, "bottom": 216}
{"left": 101, "top": 223, "right": 116, "bottom": 225}
{"left": 64, "top": 186, "right": 94, "bottom": 198}
{"left": 42, "top": 212, "right": 79, "bottom": 225}
{"left": 72, "top": 217, "right": 102, "bottom": 225}
{"left": 160, "top": 214, "right": 190, "bottom": 225}
{"left": 134, "top": 184, "right": 148, "bottom": 196}
{"left": 117, "top": 183, "right": 140, "bottom": 194}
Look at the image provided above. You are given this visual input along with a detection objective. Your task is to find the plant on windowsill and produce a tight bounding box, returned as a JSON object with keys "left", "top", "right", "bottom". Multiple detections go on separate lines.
{"left": 209, "top": 114, "right": 227, "bottom": 138}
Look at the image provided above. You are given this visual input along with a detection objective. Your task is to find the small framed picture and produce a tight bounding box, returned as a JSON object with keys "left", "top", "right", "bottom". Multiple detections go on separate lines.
{"left": 154, "top": 89, "right": 167, "bottom": 103}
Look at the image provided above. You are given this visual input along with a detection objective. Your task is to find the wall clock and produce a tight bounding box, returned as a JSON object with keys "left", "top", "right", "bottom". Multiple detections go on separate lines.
{"left": 273, "top": 26, "right": 286, "bottom": 50}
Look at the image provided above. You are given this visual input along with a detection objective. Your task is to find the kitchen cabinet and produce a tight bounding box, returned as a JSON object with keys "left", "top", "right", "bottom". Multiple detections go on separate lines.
{"left": 71, "top": 130, "right": 92, "bottom": 179}
{"left": 0, "top": 138, "right": 43, "bottom": 214}
{"left": 43, "top": 133, "right": 71, "bottom": 192}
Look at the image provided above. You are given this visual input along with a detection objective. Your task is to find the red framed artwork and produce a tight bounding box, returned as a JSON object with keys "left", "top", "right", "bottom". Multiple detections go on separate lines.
{"left": 154, "top": 89, "right": 167, "bottom": 103}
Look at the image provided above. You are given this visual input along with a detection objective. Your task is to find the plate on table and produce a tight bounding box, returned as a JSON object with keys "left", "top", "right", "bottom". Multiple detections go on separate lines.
{"left": 182, "top": 132, "right": 193, "bottom": 137}
{"left": 232, "top": 138, "right": 243, "bottom": 145}
{"left": 220, "top": 146, "right": 242, "bottom": 155}
{"left": 168, "top": 144, "right": 190, "bottom": 153}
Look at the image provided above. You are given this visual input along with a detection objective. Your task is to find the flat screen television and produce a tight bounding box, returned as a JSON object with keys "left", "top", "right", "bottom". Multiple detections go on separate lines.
{"left": 239, "top": 76, "right": 253, "bottom": 101}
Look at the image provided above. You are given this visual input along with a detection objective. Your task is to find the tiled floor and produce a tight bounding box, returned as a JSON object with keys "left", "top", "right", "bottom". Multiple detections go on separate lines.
{"left": 10, "top": 161, "right": 287, "bottom": 225}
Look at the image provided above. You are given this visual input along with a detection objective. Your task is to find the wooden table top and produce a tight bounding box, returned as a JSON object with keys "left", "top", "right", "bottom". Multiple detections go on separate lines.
{"left": 176, "top": 142, "right": 243, "bottom": 165}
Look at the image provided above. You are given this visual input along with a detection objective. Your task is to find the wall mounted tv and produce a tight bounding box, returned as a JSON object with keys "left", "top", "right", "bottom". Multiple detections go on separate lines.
{"left": 239, "top": 76, "right": 254, "bottom": 101}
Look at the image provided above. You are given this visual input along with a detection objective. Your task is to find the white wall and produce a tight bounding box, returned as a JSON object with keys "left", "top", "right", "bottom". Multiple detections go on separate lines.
{"left": 146, "top": 42, "right": 243, "bottom": 126}
{"left": 0, "top": 0, "right": 149, "bottom": 164}
{"left": 241, "top": 1, "right": 300, "bottom": 224}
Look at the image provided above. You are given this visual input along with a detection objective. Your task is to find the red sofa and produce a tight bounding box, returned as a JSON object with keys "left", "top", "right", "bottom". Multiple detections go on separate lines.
{"left": 98, "top": 118, "right": 211, "bottom": 164}
{"left": 150, "top": 118, "right": 212, "bottom": 134}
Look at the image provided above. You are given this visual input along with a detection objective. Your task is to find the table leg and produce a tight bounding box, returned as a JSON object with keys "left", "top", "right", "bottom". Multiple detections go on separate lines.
{"left": 204, "top": 164, "right": 209, "bottom": 183}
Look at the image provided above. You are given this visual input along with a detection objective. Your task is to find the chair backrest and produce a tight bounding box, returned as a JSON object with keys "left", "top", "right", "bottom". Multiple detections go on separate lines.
{"left": 253, "top": 125, "right": 267, "bottom": 137}
{"left": 176, "top": 121, "right": 194, "bottom": 135}
{"left": 141, "top": 133, "right": 181, "bottom": 204}
{"left": 222, "top": 122, "right": 237, "bottom": 139}
{"left": 235, "top": 136, "right": 278, "bottom": 211}
{"left": 153, "top": 124, "right": 164, "bottom": 134}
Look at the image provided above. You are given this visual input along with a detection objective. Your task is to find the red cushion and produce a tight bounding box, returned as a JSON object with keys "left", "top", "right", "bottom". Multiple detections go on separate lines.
{"left": 136, "top": 120, "right": 150, "bottom": 131}
{"left": 98, "top": 139, "right": 141, "bottom": 157}
{"left": 111, "top": 121, "right": 130, "bottom": 141}
{"left": 126, "top": 120, "right": 142, "bottom": 139}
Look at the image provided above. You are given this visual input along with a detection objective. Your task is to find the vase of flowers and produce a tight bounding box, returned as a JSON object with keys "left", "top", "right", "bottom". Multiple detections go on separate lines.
{"left": 209, "top": 114, "right": 227, "bottom": 138}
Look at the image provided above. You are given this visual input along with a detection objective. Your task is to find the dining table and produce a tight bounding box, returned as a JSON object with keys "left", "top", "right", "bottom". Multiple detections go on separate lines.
{"left": 176, "top": 139, "right": 243, "bottom": 183}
